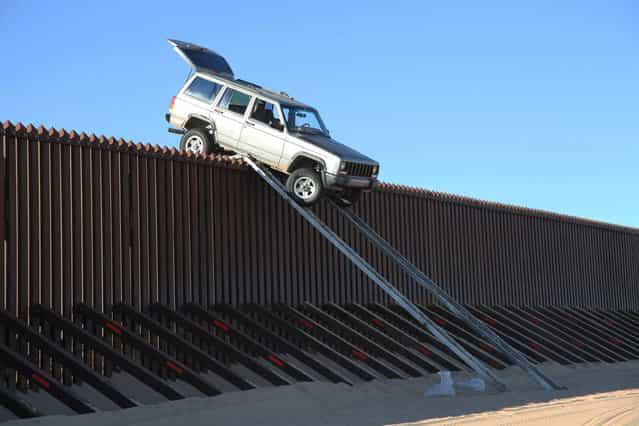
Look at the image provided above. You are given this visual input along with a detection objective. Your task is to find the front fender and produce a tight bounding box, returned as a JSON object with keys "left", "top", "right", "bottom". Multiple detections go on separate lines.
{"left": 287, "top": 152, "right": 327, "bottom": 172}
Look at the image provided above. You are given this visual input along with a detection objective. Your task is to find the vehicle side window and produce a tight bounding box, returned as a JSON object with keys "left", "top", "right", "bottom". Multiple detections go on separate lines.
{"left": 218, "top": 88, "right": 252, "bottom": 115}
{"left": 250, "top": 99, "right": 284, "bottom": 131}
{"left": 184, "top": 77, "right": 222, "bottom": 103}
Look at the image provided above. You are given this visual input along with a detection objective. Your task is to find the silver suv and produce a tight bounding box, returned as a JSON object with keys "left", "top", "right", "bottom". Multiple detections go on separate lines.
{"left": 165, "top": 39, "right": 379, "bottom": 206}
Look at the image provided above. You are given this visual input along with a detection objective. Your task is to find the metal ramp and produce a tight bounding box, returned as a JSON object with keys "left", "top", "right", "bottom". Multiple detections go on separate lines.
{"left": 244, "top": 157, "right": 563, "bottom": 391}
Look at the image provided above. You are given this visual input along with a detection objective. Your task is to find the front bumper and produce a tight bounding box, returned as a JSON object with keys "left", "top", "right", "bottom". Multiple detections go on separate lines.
{"left": 323, "top": 172, "right": 377, "bottom": 190}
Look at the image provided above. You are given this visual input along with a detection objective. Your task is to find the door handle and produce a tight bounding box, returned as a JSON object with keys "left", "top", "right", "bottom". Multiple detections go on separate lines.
{"left": 215, "top": 109, "right": 225, "bottom": 115}
{"left": 245, "top": 121, "right": 255, "bottom": 127}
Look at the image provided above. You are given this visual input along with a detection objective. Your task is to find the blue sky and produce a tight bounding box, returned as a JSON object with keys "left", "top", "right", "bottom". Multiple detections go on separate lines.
{"left": 1, "top": 1, "right": 637, "bottom": 227}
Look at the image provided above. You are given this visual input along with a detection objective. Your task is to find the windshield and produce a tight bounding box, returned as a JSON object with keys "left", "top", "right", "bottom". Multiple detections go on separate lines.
{"left": 281, "top": 105, "right": 328, "bottom": 135}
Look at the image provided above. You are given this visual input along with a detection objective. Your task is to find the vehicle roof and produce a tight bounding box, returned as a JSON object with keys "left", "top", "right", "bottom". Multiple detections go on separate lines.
{"left": 194, "top": 71, "right": 314, "bottom": 110}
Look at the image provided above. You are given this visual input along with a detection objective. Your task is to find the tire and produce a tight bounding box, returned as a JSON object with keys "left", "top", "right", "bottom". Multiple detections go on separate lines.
{"left": 179, "top": 128, "right": 215, "bottom": 155}
{"left": 331, "top": 189, "right": 362, "bottom": 208}
{"left": 286, "top": 168, "right": 323, "bottom": 205}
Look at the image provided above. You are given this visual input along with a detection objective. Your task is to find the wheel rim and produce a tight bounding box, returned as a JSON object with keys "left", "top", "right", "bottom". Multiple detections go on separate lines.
{"left": 184, "top": 135, "right": 204, "bottom": 154}
{"left": 293, "top": 176, "right": 317, "bottom": 200}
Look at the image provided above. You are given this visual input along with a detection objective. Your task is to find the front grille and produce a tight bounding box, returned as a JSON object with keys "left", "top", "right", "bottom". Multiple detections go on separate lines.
{"left": 344, "top": 162, "right": 376, "bottom": 177}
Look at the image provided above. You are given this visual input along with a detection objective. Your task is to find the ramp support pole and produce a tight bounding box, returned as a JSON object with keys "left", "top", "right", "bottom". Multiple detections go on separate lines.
{"left": 245, "top": 157, "right": 507, "bottom": 391}
{"left": 329, "top": 200, "right": 564, "bottom": 390}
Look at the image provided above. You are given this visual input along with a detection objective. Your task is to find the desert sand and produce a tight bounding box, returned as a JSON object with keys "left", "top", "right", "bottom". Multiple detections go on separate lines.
{"left": 5, "top": 361, "right": 639, "bottom": 426}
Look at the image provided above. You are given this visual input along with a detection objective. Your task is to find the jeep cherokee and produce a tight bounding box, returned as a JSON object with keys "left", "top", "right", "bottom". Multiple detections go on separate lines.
{"left": 165, "top": 39, "right": 379, "bottom": 206}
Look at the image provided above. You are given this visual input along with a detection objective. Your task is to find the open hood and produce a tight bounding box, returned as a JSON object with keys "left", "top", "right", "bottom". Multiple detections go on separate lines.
{"left": 168, "top": 39, "right": 234, "bottom": 79}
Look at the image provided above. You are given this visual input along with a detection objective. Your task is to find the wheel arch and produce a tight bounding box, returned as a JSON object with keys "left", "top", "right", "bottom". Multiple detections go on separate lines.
{"left": 287, "top": 153, "right": 326, "bottom": 173}
{"left": 184, "top": 114, "right": 215, "bottom": 131}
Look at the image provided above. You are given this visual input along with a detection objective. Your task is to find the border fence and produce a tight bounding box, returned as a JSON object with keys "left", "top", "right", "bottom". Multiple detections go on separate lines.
{"left": 1, "top": 121, "right": 638, "bottom": 321}
{"left": 1, "top": 120, "right": 639, "bottom": 421}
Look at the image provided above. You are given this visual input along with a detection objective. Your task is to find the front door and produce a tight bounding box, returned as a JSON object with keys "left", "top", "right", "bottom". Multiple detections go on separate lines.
{"left": 212, "top": 87, "right": 252, "bottom": 148}
{"left": 239, "top": 98, "right": 287, "bottom": 165}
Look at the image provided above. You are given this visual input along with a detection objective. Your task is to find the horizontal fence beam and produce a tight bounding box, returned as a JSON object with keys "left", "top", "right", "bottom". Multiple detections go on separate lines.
{"left": 0, "top": 343, "right": 95, "bottom": 414}
{"left": 0, "top": 385, "right": 42, "bottom": 419}
{"left": 30, "top": 304, "right": 185, "bottom": 401}
{"left": 1, "top": 301, "right": 639, "bottom": 417}
{"left": 148, "top": 303, "right": 291, "bottom": 386}
{"left": 74, "top": 304, "right": 221, "bottom": 397}
{"left": 111, "top": 303, "right": 256, "bottom": 391}
{"left": 0, "top": 309, "right": 138, "bottom": 409}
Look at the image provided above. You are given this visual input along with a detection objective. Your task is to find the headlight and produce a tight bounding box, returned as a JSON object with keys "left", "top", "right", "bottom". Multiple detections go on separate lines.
{"left": 339, "top": 162, "right": 348, "bottom": 175}
{"left": 372, "top": 165, "right": 379, "bottom": 176}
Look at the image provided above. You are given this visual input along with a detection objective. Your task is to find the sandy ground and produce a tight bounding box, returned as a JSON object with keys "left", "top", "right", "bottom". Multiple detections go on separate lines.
{"left": 398, "top": 389, "right": 639, "bottom": 425}
{"left": 5, "top": 361, "right": 639, "bottom": 426}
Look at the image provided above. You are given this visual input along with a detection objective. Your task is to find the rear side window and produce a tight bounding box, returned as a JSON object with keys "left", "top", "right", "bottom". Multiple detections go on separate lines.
{"left": 218, "top": 88, "right": 252, "bottom": 115}
{"left": 184, "top": 77, "right": 222, "bottom": 103}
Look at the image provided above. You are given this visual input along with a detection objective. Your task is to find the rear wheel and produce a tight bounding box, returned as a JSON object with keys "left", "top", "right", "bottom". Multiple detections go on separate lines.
{"left": 331, "top": 189, "right": 362, "bottom": 208}
{"left": 180, "top": 128, "right": 215, "bottom": 155}
{"left": 286, "top": 168, "right": 323, "bottom": 205}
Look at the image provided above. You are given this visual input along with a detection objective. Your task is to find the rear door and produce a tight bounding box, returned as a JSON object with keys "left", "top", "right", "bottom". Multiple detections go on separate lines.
{"left": 213, "top": 87, "right": 252, "bottom": 148}
{"left": 168, "top": 39, "right": 234, "bottom": 79}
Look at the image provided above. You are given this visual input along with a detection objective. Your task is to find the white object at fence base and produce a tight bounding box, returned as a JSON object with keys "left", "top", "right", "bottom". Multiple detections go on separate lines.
{"left": 457, "top": 377, "right": 486, "bottom": 392}
{"left": 424, "top": 371, "right": 455, "bottom": 397}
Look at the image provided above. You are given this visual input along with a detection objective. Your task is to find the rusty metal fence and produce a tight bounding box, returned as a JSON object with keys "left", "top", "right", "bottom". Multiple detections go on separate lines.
{"left": 1, "top": 121, "right": 638, "bottom": 320}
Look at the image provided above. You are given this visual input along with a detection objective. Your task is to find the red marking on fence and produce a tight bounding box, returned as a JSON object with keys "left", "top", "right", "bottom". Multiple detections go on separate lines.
{"left": 104, "top": 321, "right": 123, "bottom": 335}
{"left": 433, "top": 316, "right": 446, "bottom": 326}
{"left": 479, "top": 342, "right": 493, "bottom": 352}
{"left": 571, "top": 339, "right": 584, "bottom": 347}
{"left": 372, "top": 319, "right": 384, "bottom": 327}
{"left": 351, "top": 350, "right": 368, "bottom": 361}
{"left": 300, "top": 319, "right": 315, "bottom": 330}
{"left": 267, "top": 355, "right": 285, "bottom": 367}
{"left": 528, "top": 341, "right": 541, "bottom": 351}
{"left": 166, "top": 361, "right": 184, "bottom": 374}
{"left": 611, "top": 337, "right": 623, "bottom": 346}
{"left": 529, "top": 316, "right": 541, "bottom": 325}
{"left": 419, "top": 346, "right": 432, "bottom": 357}
{"left": 212, "top": 319, "right": 230, "bottom": 333}
{"left": 484, "top": 316, "right": 497, "bottom": 326}
{"left": 30, "top": 373, "right": 51, "bottom": 389}
{"left": 608, "top": 320, "right": 615, "bottom": 327}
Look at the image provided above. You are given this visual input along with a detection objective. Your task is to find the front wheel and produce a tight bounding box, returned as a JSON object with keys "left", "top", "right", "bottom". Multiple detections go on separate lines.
{"left": 331, "top": 189, "right": 362, "bottom": 208}
{"left": 286, "top": 168, "right": 323, "bottom": 205}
